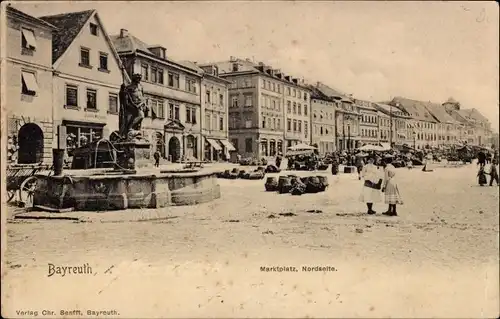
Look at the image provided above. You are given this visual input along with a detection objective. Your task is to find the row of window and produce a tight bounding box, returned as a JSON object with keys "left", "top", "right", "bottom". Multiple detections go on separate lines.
{"left": 204, "top": 113, "right": 225, "bottom": 131}
{"left": 287, "top": 101, "right": 308, "bottom": 116}
{"left": 65, "top": 84, "right": 102, "bottom": 110}
{"left": 262, "top": 95, "right": 281, "bottom": 112}
{"left": 140, "top": 62, "right": 199, "bottom": 94}
{"left": 314, "top": 125, "right": 333, "bottom": 136}
{"left": 228, "top": 116, "right": 253, "bottom": 129}
{"left": 361, "top": 129, "right": 378, "bottom": 138}
{"left": 261, "top": 116, "right": 282, "bottom": 131}
{"left": 261, "top": 78, "right": 310, "bottom": 101}
{"left": 286, "top": 119, "right": 309, "bottom": 138}
{"left": 362, "top": 115, "right": 377, "bottom": 124}
{"left": 80, "top": 47, "right": 109, "bottom": 71}
{"left": 205, "top": 89, "right": 225, "bottom": 106}
{"left": 313, "top": 111, "right": 332, "bottom": 121}
{"left": 230, "top": 95, "right": 253, "bottom": 108}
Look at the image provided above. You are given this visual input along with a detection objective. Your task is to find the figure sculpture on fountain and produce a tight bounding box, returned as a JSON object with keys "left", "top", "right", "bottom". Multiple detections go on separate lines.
{"left": 118, "top": 73, "right": 146, "bottom": 141}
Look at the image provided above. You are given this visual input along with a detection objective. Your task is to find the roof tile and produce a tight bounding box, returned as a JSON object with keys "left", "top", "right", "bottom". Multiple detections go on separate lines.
{"left": 39, "top": 10, "right": 95, "bottom": 63}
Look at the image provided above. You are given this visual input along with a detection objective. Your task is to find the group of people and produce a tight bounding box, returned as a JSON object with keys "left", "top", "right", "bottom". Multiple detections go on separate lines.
{"left": 358, "top": 155, "right": 403, "bottom": 217}
{"left": 477, "top": 155, "right": 499, "bottom": 187}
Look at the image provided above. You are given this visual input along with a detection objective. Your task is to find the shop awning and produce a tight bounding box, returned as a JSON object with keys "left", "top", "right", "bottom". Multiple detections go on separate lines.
{"left": 219, "top": 139, "right": 236, "bottom": 151}
{"left": 21, "top": 71, "right": 39, "bottom": 92}
{"left": 206, "top": 138, "right": 222, "bottom": 151}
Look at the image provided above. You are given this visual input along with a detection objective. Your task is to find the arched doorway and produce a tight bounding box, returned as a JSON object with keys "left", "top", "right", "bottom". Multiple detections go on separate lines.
{"left": 155, "top": 132, "right": 165, "bottom": 158}
{"left": 186, "top": 135, "right": 197, "bottom": 159}
{"left": 18, "top": 123, "right": 44, "bottom": 164}
{"left": 168, "top": 136, "right": 181, "bottom": 162}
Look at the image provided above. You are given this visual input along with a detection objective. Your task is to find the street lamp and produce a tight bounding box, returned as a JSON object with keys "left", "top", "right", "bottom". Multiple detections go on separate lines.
{"left": 413, "top": 131, "right": 416, "bottom": 150}
{"left": 347, "top": 121, "right": 351, "bottom": 151}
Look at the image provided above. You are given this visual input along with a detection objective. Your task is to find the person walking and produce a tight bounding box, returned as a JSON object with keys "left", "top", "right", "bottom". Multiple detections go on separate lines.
{"left": 381, "top": 157, "right": 403, "bottom": 216}
{"left": 153, "top": 150, "right": 160, "bottom": 167}
{"left": 359, "top": 156, "right": 382, "bottom": 215}
{"left": 355, "top": 156, "right": 365, "bottom": 180}
{"left": 477, "top": 166, "right": 487, "bottom": 186}
{"left": 489, "top": 159, "right": 499, "bottom": 186}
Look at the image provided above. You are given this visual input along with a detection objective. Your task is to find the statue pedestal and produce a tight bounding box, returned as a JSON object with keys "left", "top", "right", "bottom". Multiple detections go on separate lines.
{"left": 114, "top": 140, "right": 152, "bottom": 171}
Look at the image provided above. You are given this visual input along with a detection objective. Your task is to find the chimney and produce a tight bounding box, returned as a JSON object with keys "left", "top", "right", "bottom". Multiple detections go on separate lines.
{"left": 229, "top": 56, "right": 237, "bottom": 62}
{"left": 120, "top": 29, "right": 128, "bottom": 38}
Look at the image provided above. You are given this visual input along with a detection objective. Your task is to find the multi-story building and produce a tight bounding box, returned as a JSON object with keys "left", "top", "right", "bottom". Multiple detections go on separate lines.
{"left": 197, "top": 63, "right": 233, "bottom": 161}
{"left": 214, "top": 57, "right": 310, "bottom": 159}
{"left": 443, "top": 98, "right": 493, "bottom": 147}
{"left": 39, "top": 10, "right": 125, "bottom": 158}
{"left": 389, "top": 97, "right": 439, "bottom": 150}
{"left": 374, "top": 103, "right": 411, "bottom": 148}
{"left": 283, "top": 77, "right": 311, "bottom": 149}
{"left": 314, "top": 82, "right": 361, "bottom": 151}
{"left": 422, "top": 101, "right": 462, "bottom": 147}
{"left": 355, "top": 99, "right": 379, "bottom": 146}
{"left": 309, "top": 85, "right": 336, "bottom": 155}
{"left": 111, "top": 29, "right": 203, "bottom": 162}
{"left": 5, "top": 6, "right": 57, "bottom": 164}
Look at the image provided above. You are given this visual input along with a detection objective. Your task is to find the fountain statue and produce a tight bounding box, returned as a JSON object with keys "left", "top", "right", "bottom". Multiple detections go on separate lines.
{"left": 113, "top": 73, "right": 151, "bottom": 170}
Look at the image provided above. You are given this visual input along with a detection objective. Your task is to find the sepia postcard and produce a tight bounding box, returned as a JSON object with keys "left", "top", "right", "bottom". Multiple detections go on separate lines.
{"left": 1, "top": 1, "right": 499, "bottom": 318}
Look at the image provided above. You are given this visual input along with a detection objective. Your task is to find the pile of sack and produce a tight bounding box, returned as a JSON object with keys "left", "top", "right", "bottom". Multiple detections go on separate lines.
{"left": 265, "top": 175, "right": 329, "bottom": 195}
{"left": 217, "top": 167, "right": 266, "bottom": 180}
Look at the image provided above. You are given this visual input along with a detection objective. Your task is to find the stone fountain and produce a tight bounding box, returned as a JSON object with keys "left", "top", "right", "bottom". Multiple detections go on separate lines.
{"left": 33, "top": 74, "right": 220, "bottom": 211}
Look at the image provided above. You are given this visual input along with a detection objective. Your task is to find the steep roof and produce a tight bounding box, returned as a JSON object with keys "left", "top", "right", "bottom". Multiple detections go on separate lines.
{"left": 110, "top": 32, "right": 201, "bottom": 74}
{"left": 422, "top": 102, "right": 459, "bottom": 124}
{"left": 7, "top": 5, "right": 58, "bottom": 30}
{"left": 316, "top": 82, "right": 350, "bottom": 100}
{"left": 390, "top": 97, "right": 438, "bottom": 123}
{"left": 308, "top": 84, "right": 334, "bottom": 102}
{"left": 457, "top": 108, "right": 490, "bottom": 124}
{"left": 39, "top": 10, "right": 95, "bottom": 63}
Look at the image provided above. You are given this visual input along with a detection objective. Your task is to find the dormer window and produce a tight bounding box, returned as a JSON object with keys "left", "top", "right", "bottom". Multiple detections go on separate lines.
{"left": 90, "top": 23, "right": 98, "bottom": 36}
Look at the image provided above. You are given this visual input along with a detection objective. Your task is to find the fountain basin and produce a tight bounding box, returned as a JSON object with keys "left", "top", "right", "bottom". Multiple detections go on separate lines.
{"left": 33, "top": 168, "right": 221, "bottom": 211}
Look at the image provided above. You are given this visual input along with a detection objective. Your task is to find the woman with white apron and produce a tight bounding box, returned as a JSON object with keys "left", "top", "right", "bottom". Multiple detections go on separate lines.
{"left": 359, "top": 156, "right": 382, "bottom": 214}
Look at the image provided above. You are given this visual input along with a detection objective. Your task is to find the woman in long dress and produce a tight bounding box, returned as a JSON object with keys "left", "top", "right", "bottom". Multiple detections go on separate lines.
{"left": 359, "top": 156, "right": 382, "bottom": 215}
{"left": 382, "top": 157, "right": 403, "bottom": 216}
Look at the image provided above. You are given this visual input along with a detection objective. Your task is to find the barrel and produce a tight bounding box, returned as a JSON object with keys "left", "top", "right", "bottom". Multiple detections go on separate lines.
{"left": 278, "top": 176, "right": 292, "bottom": 194}
{"left": 265, "top": 177, "right": 278, "bottom": 191}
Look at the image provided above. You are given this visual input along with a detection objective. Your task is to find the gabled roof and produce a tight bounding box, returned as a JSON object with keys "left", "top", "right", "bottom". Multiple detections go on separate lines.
{"left": 7, "top": 5, "right": 58, "bottom": 30}
{"left": 422, "top": 102, "right": 459, "bottom": 124}
{"left": 374, "top": 103, "right": 410, "bottom": 118}
{"left": 39, "top": 10, "right": 95, "bottom": 63}
{"left": 110, "top": 32, "right": 201, "bottom": 75}
{"left": 308, "top": 84, "right": 335, "bottom": 102}
{"left": 457, "top": 108, "right": 490, "bottom": 124}
{"left": 390, "top": 97, "right": 438, "bottom": 123}
{"left": 315, "top": 82, "right": 350, "bottom": 100}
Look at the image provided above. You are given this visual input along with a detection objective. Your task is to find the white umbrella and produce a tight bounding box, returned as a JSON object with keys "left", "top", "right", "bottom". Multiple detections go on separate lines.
{"left": 288, "top": 143, "right": 317, "bottom": 151}
{"left": 358, "top": 144, "right": 384, "bottom": 151}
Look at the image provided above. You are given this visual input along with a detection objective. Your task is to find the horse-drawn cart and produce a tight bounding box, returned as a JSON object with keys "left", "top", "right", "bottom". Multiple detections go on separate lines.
{"left": 6, "top": 163, "right": 52, "bottom": 206}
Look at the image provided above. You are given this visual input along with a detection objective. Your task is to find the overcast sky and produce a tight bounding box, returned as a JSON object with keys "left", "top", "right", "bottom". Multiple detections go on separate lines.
{"left": 13, "top": 1, "right": 499, "bottom": 131}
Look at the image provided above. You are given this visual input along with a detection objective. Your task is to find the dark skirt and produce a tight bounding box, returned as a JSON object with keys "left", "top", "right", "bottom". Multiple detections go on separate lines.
{"left": 478, "top": 173, "right": 487, "bottom": 185}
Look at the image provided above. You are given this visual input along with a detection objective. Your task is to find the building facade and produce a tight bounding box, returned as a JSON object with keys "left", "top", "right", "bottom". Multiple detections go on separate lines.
{"left": 39, "top": 10, "right": 125, "bottom": 159}
{"left": 215, "top": 57, "right": 310, "bottom": 159}
{"left": 355, "top": 99, "right": 379, "bottom": 146}
{"left": 389, "top": 97, "right": 439, "bottom": 150}
{"left": 309, "top": 86, "right": 336, "bottom": 155}
{"left": 374, "top": 103, "right": 411, "bottom": 148}
{"left": 198, "top": 63, "right": 233, "bottom": 161}
{"left": 5, "top": 6, "right": 56, "bottom": 164}
{"left": 111, "top": 29, "right": 204, "bottom": 162}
